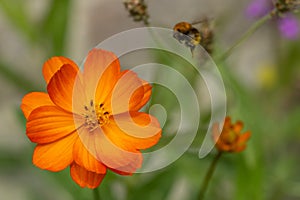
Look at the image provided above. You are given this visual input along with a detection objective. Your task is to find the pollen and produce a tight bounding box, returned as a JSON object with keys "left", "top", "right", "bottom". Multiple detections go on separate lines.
{"left": 82, "top": 100, "right": 110, "bottom": 132}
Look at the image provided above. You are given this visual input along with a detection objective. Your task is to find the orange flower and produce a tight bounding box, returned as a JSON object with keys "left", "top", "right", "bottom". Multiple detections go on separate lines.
{"left": 20, "top": 49, "right": 162, "bottom": 188}
{"left": 212, "top": 116, "right": 251, "bottom": 153}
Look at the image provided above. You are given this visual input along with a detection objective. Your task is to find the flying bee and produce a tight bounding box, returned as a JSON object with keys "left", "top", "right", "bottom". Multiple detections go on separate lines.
{"left": 173, "top": 18, "right": 214, "bottom": 55}
{"left": 173, "top": 22, "right": 201, "bottom": 55}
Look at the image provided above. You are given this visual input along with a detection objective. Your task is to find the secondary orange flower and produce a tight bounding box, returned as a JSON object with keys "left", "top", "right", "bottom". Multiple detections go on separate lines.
{"left": 212, "top": 116, "right": 251, "bottom": 153}
{"left": 21, "top": 48, "right": 162, "bottom": 188}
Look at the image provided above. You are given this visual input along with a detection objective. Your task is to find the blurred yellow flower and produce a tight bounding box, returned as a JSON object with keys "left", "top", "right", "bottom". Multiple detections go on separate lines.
{"left": 257, "top": 63, "right": 278, "bottom": 89}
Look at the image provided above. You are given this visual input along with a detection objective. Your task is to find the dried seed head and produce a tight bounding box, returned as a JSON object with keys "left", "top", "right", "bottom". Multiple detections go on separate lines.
{"left": 275, "top": 0, "right": 300, "bottom": 14}
{"left": 123, "top": 0, "right": 149, "bottom": 25}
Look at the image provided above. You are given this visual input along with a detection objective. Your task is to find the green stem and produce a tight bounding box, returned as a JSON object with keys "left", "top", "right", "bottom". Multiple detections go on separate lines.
{"left": 217, "top": 10, "right": 274, "bottom": 62}
{"left": 93, "top": 188, "right": 101, "bottom": 200}
{"left": 198, "top": 151, "right": 222, "bottom": 200}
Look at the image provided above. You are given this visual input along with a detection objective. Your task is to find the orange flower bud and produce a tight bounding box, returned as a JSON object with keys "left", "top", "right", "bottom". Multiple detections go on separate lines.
{"left": 212, "top": 116, "right": 251, "bottom": 153}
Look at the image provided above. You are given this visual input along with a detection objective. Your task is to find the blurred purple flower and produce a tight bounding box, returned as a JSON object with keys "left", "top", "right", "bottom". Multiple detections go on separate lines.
{"left": 246, "top": 0, "right": 300, "bottom": 40}
{"left": 278, "top": 14, "right": 300, "bottom": 40}
{"left": 246, "top": 0, "right": 272, "bottom": 18}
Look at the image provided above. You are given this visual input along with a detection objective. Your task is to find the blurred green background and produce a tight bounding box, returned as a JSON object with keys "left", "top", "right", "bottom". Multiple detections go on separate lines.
{"left": 1, "top": 0, "right": 300, "bottom": 200}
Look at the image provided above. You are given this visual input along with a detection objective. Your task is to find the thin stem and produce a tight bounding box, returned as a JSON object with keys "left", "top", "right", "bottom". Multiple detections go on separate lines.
{"left": 93, "top": 188, "right": 101, "bottom": 200}
{"left": 198, "top": 151, "right": 222, "bottom": 200}
{"left": 217, "top": 10, "right": 275, "bottom": 62}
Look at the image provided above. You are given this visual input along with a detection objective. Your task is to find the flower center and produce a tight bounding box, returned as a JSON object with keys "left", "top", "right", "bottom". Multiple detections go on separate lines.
{"left": 222, "top": 128, "right": 238, "bottom": 144}
{"left": 82, "top": 100, "right": 110, "bottom": 132}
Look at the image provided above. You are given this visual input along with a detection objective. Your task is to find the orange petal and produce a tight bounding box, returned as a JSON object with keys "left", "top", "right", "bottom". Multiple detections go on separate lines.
{"left": 26, "top": 106, "right": 81, "bottom": 144}
{"left": 70, "top": 162, "right": 105, "bottom": 189}
{"left": 33, "top": 132, "right": 77, "bottom": 172}
{"left": 139, "top": 80, "right": 152, "bottom": 109}
{"left": 110, "top": 70, "right": 145, "bottom": 114}
{"left": 73, "top": 136, "right": 107, "bottom": 174}
{"left": 233, "top": 121, "right": 244, "bottom": 133}
{"left": 77, "top": 127, "right": 143, "bottom": 174}
{"left": 238, "top": 131, "right": 251, "bottom": 144}
{"left": 216, "top": 141, "right": 231, "bottom": 151}
{"left": 223, "top": 116, "right": 231, "bottom": 128}
{"left": 21, "top": 92, "right": 54, "bottom": 119}
{"left": 94, "top": 62, "right": 120, "bottom": 106}
{"left": 129, "top": 80, "right": 152, "bottom": 112}
{"left": 43, "top": 56, "right": 78, "bottom": 84}
{"left": 111, "top": 112, "right": 161, "bottom": 138}
{"left": 117, "top": 70, "right": 152, "bottom": 103}
{"left": 109, "top": 166, "right": 133, "bottom": 176}
{"left": 47, "top": 64, "right": 80, "bottom": 112}
{"left": 104, "top": 112, "right": 161, "bottom": 150}
{"left": 95, "top": 130, "right": 143, "bottom": 173}
{"left": 83, "top": 49, "right": 120, "bottom": 101}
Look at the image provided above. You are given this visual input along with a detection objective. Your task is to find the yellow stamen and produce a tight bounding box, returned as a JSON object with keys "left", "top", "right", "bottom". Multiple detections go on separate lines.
{"left": 82, "top": 100, "right": 110, "bottom": 132}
